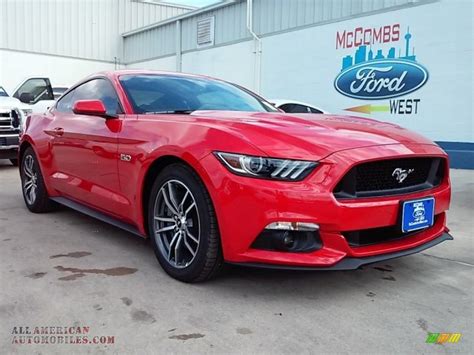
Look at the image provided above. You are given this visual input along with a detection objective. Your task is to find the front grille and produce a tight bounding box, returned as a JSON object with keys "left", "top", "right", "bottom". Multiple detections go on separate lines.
{"left": 0, "top": 135, "right": 19, "bottom": 147}
{"left": 0, "top": 110, "right": 20, "bottom": 128}
{"left": 334, "top": 157, "right": 446, "bottom": 199}
{"left": 343, "top": 215, "right": 439, "bottom": 247}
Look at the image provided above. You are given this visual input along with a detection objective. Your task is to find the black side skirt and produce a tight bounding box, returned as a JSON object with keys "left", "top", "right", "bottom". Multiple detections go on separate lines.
{"left": 50, "top": 197, "right": 145, "bottom": 238}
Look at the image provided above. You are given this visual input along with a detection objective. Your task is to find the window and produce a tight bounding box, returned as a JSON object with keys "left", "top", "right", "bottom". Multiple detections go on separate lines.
{"left": 278, "top": 104, "right": 295, "bottom": 113}
{"left": 0, "top": 86, "right": 8, "bottom": 97}
{"left": 309, "top": 107, "right": 323, "bottom": 114}
{"left": 119, "top": 74, "right": 278, "bottom": 114}
{"left": 56, "top": 90, "right": 76, "bottom": 113}
{"left": 13, "top": 78, "right": 54, "bottom": 103}
{"left": 279, "top": 103, "right": 322, "bottom": 114}
{"left": 53, "top": 87, "right": 68, "bottom": 100}
{"left": 71, "top": 79, "right": 122, "bottom": 115}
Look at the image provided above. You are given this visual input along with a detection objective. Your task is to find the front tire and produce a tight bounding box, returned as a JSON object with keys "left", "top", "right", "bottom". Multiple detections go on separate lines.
{"left": 148, "top": 163, "right": 223, "bottom": 282}
{"left": 20, "top": 147, "right": 56, "bottom": 213}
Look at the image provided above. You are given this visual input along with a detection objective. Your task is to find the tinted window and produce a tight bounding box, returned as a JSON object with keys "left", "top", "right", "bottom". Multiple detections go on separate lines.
{"left": 0, "top": 86, "right": 8, "bottom": 97}
{"left": 309, "top": 107, "right": 323, "bottom": 114}
{"left": 13, "top": 78, "right": 54, "bottom": 103}
{"left": 279, "top": 103, "right": 320, "bottom": 114}
{"left": 72, "top": 79, "right": 121, "bottom": 115}
{"left": 119, "top": 74, "right": 277, "bottom": 114}
{"left": 278, "top": 104, "right": 295, "bottom": 113}
{"left": 56, "top": 90, "right": 76, "bottom": 113}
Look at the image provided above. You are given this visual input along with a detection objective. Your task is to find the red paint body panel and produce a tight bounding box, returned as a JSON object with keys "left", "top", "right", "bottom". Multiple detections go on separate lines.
{"left": 20, "top": 70, "right": 451, "bottom": 268}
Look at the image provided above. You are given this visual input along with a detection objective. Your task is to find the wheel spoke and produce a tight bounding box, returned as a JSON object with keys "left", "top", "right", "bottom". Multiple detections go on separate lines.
{"left": 24, "top": 180, "right": 33, "bottom": 190}
{"left": 174, "top": 233, "right": 183, "bottom": 263}
{"left": 167, "top": 232, "right": 180, "bottom": 260}
{"left": 186, "top": 230, "right": 199, "bottom": 244}
{"left": 184, "top": 239, "right": 196, "bottom": 257}
{"left": 185, "top": 202, "right": 196, "bottom": 217}
{"left": 156, "top": 225, "right": 176, "bottom": 234}
{"left": 24, "top": 169, "right": 32, "bottom": 178}
{"left": 161, "top": 187, "right": 179, "bottom": 215}
{"left": 167, "top": 182, "right": 180, "bottom": 212}
{"left": 179, "top": 190, "right": 189, "bottom": 211}
{"left": 154, "top": 216, "right": 175, "bottom": 223}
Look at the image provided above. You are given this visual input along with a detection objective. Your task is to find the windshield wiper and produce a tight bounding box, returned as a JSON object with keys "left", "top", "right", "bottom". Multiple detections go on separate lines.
{"left": 146, "top": 110, "right": 194, "bottom": 115}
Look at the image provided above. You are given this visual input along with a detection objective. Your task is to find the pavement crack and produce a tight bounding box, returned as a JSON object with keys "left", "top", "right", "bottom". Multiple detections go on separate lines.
{"left": 421, "top": 253, "right": 474, "bottom": 267}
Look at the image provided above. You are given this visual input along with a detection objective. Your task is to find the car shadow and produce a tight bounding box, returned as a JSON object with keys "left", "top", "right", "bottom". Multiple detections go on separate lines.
{"left": 50, "top": 205, "right": 419, "bottom": 299}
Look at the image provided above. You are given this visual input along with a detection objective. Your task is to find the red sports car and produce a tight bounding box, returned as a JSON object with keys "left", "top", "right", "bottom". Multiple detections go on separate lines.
{"left": 19, "top": 70, "right": 452, "bottom": 282}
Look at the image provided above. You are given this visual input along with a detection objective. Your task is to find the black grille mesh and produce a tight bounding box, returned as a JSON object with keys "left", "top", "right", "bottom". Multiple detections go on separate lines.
{"left": 334, "top": 157, "right": 445, "bottom": 198}
{"left": 355, "top": 158, "right": 432, "bottom": 192}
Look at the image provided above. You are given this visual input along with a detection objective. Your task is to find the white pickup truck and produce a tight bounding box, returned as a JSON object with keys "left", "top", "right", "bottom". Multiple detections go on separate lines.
{"left": 0, "top": 78, "right": 56, "bottom": 165}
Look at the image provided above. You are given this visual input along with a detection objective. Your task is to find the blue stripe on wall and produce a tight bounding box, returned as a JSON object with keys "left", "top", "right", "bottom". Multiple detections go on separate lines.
{"left": 436, "top": 141, "right": 474, "bottom": 169}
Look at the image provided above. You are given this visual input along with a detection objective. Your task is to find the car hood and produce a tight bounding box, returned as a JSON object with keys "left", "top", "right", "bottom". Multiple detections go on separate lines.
{"left": 0, "top": 97, "right": 30, "bottom": 111}
{"left": 188, "top": 111, "right": 436, "bottom": 160}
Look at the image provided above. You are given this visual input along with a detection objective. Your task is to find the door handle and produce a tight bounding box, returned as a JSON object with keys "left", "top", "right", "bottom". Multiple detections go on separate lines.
{"left": 53, "top": 127, "right": 64, "bottom": 137}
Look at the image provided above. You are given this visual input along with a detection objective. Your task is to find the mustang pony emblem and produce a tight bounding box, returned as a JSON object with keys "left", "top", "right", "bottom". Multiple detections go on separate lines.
{"left": 392, "top": 168, "right": 415, "bottom": 183}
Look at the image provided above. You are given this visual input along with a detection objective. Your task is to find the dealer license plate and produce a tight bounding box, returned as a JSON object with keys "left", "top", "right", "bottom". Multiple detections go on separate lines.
{"left": 401, "top": 197, "right": 435, "bottom": 233}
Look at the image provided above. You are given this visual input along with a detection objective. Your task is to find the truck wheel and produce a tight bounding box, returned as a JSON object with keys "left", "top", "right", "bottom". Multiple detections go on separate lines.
{"left": 20, "top": 147, "right": 56, "bottom": 213}
{"left": 148, "top": 163, "right": 223, "bottom": 282}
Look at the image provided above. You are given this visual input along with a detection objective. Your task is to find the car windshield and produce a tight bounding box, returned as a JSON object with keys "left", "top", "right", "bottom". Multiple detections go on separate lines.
{"left": 0, "top": 86, "right": 8, "bottom": 97}
{"left": 119, "top": 74, "right": 277, "bottom": 114}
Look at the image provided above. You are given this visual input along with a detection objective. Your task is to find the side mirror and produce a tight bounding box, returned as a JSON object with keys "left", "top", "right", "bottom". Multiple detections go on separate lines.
{"left": 19, "top": 92, "right": 34, "bottom": 104}
{"left": 72, "top": 100, "right": 116, "bottom": 118}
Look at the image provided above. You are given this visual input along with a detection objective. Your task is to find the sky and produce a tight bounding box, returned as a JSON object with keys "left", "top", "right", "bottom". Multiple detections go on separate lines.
{"left": 164, "top": 0, "right": 221, "bottom": 8}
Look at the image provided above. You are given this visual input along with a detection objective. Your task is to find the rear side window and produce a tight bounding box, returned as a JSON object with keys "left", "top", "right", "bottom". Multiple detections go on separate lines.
{"left": 73, "top": 79, "right": 122, "bottom": 115}
{"left": 56, "top": 90, "right": 76, "bottom": 113}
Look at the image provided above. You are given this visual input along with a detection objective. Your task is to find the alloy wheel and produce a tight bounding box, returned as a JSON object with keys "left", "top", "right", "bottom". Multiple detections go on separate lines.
{"left": 153, "top": 179, "right": 201, "bottom": 269}
{"left": 23, "top": 155, "right": 38, "bottom": 205}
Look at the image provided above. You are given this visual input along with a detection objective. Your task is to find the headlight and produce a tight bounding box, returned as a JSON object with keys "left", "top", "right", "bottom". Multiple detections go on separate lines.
{"left": 214, "top": 152, "right": 318, "bottom": 181}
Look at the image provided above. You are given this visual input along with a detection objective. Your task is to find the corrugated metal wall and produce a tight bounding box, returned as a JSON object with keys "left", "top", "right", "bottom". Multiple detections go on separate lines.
{"left": 122, "top": 0, "right": 427, "bottom": 64}
{"left": 0, "top": 0, "right": 190, "bottom": 63}
{"left": 253, "top": 0, "right": 416, "bottom": 35}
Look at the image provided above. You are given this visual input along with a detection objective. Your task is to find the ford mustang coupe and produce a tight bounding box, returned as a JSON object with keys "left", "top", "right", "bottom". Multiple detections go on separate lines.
{"left": 19, "top": 70, "right": 452, "bottom": 282}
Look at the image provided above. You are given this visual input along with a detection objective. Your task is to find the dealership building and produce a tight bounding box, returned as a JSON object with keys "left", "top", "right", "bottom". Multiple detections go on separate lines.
{"left": 0, "top": 0, "right": 472, "bottom": 168}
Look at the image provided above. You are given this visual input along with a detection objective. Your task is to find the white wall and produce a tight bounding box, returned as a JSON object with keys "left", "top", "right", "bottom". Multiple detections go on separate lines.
{"left": 126, "top": 0, "right": 473, "bottom": 144}
{"left": 128, "top": 40, "right": 255, "bottom": 90}
{"left": 181, "top": 41, "right": 255, "bottom": 90}
{"left": 260, "top": 0, "right": 473, "bottom": 143}
{"left": 0, "top": 50, "right": 117, "bottom": 94}
{"left": 126, "top": 55, "right": 177, "bottom": 72}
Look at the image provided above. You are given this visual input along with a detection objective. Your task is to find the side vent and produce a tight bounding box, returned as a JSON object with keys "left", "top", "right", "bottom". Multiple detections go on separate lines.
{"left": 197, "top": 17, "right": 215, "bottom": 47}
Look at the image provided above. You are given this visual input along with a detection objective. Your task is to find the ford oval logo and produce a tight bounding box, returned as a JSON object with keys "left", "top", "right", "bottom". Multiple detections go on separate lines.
{"left": 334, "top": 59, "right": 429, "bottom": 100}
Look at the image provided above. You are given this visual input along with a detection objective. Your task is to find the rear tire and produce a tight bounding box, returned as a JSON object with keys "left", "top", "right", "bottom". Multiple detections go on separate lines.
{"left": 20, "top": 147, "right": 56, "bottom": 213}
{"left": 148, "top": 163, "right": 223, "bottom": 282}
{"left": 10, "top": 159, "right": 18, "bottom": 166}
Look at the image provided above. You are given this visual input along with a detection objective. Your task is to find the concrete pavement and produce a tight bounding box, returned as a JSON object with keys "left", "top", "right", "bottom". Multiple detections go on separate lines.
{"left": 0, "top": 161, "right": 472, "bottom": 354}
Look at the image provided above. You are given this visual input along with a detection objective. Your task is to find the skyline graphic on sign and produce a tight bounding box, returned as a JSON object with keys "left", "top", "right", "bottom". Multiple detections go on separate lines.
{"left": 341, "top": 27, "right": 417, "bottom": 71}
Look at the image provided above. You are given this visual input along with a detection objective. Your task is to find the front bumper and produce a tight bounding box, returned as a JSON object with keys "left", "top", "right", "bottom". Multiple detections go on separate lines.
{"left": 0, "top": 133, "right": 19, "bottom": 159}
{"left": 230, "top": 232, "right": 453, "bottom": 270}
{"left": 199, "top": 143, "right": 451, "bottom": 268}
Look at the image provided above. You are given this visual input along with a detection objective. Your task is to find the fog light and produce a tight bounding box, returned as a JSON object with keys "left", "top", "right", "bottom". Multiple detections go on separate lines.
{"left": 283, "top": 232, "right": 295, "bottom": 248}
{"left": 251, "top": 222, "right": 322, "bottom": 253}
{"left": 265, "top": 222, "right": 319, "bottom": 231}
